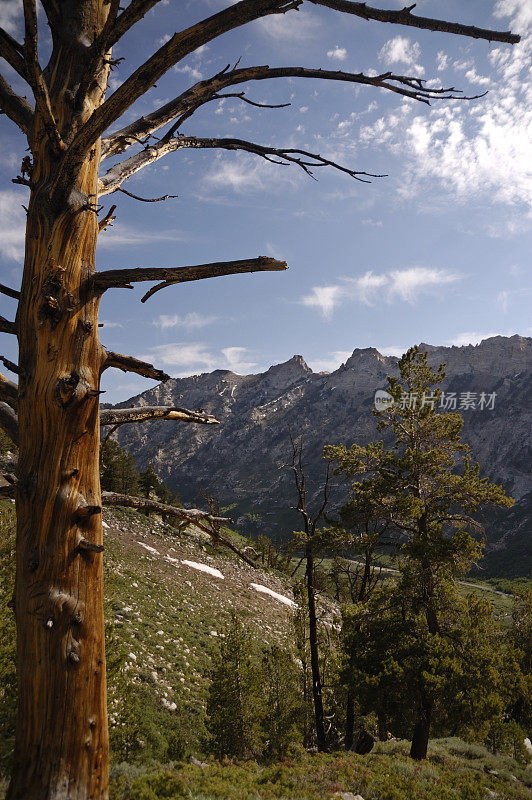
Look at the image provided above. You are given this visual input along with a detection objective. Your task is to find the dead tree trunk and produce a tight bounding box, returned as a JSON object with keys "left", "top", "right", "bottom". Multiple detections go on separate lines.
{"left": 8, "top": 4, "right": 111, "bottom": 798}
{"left": 305, "top": 546, "right": 327, "bottom": 752}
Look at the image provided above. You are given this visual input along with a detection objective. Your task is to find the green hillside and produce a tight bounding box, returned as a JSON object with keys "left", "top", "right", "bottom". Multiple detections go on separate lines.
{"left": 0, "top": 500, "right": 530, "bottom": 800}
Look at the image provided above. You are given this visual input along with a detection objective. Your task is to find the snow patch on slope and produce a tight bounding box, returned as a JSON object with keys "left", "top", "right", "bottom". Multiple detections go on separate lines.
{"left": 250, "top": 583, "right": 296, "bottom": 607}
{"left": 182, "top": 560, "right": 225, "bottom": 579}
{"left": 137, "top": 542, "right": 160, "bottom": 555}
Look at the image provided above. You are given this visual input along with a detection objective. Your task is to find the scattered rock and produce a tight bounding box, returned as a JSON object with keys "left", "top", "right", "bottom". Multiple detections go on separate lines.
{"left": 190, "top": 756, "right": 208, "bottom": 769}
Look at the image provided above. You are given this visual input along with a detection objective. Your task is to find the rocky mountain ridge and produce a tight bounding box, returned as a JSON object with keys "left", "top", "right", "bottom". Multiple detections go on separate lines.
{"left": 115, "top": 335, "right": 531, "bottom": 574}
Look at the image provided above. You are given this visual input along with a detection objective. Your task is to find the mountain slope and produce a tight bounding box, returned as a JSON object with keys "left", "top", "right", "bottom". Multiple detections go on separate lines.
{"left": 115, "top": 335, "right": 532, "bottom": 575}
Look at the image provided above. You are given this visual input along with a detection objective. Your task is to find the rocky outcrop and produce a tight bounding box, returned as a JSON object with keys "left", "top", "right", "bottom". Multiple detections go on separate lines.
{"left": 115, "top": 335, "right": 531, "bottom": 573}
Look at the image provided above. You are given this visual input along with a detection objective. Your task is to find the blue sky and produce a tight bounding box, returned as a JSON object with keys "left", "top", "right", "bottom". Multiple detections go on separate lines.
{"left": 0, "top": 0, "right": 530, "bottom": 402}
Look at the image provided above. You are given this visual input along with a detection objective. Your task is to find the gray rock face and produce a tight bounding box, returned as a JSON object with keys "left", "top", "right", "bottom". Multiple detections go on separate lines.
{"left": 116, "top": 336, "right": 531, "bottom": 564}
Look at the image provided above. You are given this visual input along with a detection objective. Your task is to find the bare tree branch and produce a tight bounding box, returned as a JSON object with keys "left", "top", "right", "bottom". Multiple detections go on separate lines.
{"left": 0, "top": 402, "right": 18, "bottom": 444}
{"left": 310, "top": 1, "right": 520, "bottom": 43}
{"left": 102, "top": 491, "right": 230, "bottom": 526}
{"left": 0, "top": 282, "right": 20, "bottom": 300}
{"left": 102, "top": 490, "right": 257, "bottom": 566}
{"left": 23, "top": 0, "right": 64, "bottom": 153}
{"left": 0, "top": 27, "right": 28, "bottom": 82}
{"left": 98, "top": 0, "right": 166, "bottom": 52}
{"left": 98, "top": 204, "right": 116, "bottom": 233}
{"left": 92, "top": 256, "right": 288, "bottom": 298}
{"left": 116, "top": 187, "right": 178, "bottom": 203}
{"left": 55, "top": 0, "right": 301, "bottom": 185}
{"left": 0, "top": 371, "right": 18, "bottom": 410}
{"left": 0, "top": 73, "right": 34, "bottom": 135}
{"left": 101, "top": 350, "right": 170, "bottom": 382}
{"left": 193, "top": 518, "right": 259, "bottom": 567}
{"left": 0, "top": 316, "right": 17, "bottom": 335}
{"left": 99, "top": 134, "right": 384, "bottom": 197}
{"left": 100, "top": 64, "right": 479, "bottom": 161}
{"left": 0, "top": 356, "right": 19, "bottom": 375}
{"left": 100, "top": 406, "right": 219, "bottom": 427}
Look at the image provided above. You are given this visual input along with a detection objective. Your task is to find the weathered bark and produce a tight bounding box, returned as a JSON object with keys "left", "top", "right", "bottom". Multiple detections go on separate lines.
{"left": 8, "top": 3, "right": 111, "bottom": 798}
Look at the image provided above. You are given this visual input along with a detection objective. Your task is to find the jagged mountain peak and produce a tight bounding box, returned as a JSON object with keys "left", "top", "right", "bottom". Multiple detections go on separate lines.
{"left": 115, "top": 335, "right": 531, "bottom": 575}
{"left": 264, "top": 354, "right": 312, "bottom": 377}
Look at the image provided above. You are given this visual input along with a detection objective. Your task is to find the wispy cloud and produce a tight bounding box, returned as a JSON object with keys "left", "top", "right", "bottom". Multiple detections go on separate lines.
{"left": 174, "top": 64, "right": 203, "bottom": 81}
{"left": 139, "top": 342, "right": 257, "bottom": 376}
{"left": 97, "top": 225, "right": 188, "bottom": 248}
{"left": 0, "top": 1, "right": 20, "bottom": 34}
{"left": 300, "top": 267, "right": 461, "bottom": 317}
{"left": 327, "top": 45, "right": 347, "bottom": 61}
{"left": 256, "top": 7, "right": 319, "bottom": 41}
{"left": 308, "top": 350, "right": 352, "bottom": 372}
{"left": 447, "top": 331, "right": 507, "bottom": 347}
{"left": 378, "top": 35, "right": 424, "bottom": 73}
{"left": 154, "top": 312, "right": 216, "bottom": 330}
{"left": 364, "top": 3, "right": 532, "bottom": 222}
{"left": 99, "top": 320, "right": 123, "bottom": 329}
{"left": 377, "top": 345, "right": 407, "bottom": 357}
{"left": 0, "top": 190, "right": 27, "bottom": 261}
{"left": 300, "top": 285, "right": 346, "bottom": 318}
{"left": 203, "top": 153, "right": 301, "bottom": 195}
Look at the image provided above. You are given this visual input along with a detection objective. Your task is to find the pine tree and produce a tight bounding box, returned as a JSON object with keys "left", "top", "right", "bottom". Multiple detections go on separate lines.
{"left": 340, "top": 576, "right": 512, "bottom": 750}
{"left": 100, "top": 438, "right": 139, "bottom": 495}
{"left": 206, "top": 614, "right": 263, "bottom": 760}
{"left": 326, "top": 346, "right": 513, "bottom": 759}
{"left": 260, "top": 645, "right": 304, "bottom": 761}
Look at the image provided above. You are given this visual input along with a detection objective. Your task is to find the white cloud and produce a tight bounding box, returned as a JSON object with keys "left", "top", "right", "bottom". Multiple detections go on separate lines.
{"left": 387, "top": 267, "right": 460, "bottom": 303}
{"left": 154, "top": 312, "right": 216, "bottom": 330}
{"left": 174, "top": 64, "right": 203, "bottom": 81}
{"left": 327, "top": 45, "right": 347, "bottom": 61}
{"left": 447, "top": 332, "right": 506, "bottom": 347}
{"left": 221, "top": 346, "right": 257, "bottom": 373}
{"left": 497, "top": 290, "right": 509, "bottom": 313}
{"left": 378, "top": 35, "right": 423, "bottom": 73}
{"left": 256, "top": 7, "right": 319, "bottom": 41}
{"left": 367, "top": 3, "right": 532, "bottom": 221}
{"left": 436, "top": 51, "right": 449, "bottom": 71}
{"left": 377, "top": 345, "right": 407, "bottom": 357}
{"left": 0, "top": 190, "right": 27, "bottom": 261}
{"left": 0, "top": 1, "right": 20, "bottom": 34}
{"left": 357, "top": 270, "right": 388, "bottom": 304}
{"left": 495, "top": 0, "right": 532, "bottom": 34}
{"left": 300, "top": 285, "right": 344, "bottom": 318}
{"left": 300, "top": 267, "right": 461, "bottom": 317}
{"left": 97, "top": 225, "right": 187, "bottom": 248}
{"left": 139, "top": 343, "right": 256, "bottom": 376}
{"left": 308, "top": 350, "right": 352, "bottom": 372}
{"left": 203, "top": 153, "right": 300, "bottom": 194}
{"left": 99, "top": 320, "right": 123, "bottom": 329}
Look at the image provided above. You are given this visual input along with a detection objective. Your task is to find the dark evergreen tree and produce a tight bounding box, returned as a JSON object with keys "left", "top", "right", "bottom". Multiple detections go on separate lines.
{"left": 260, "top": 645, "right": 303, "bottom": 761}
{"left": 206, "top": 614, "right": 263, "bottom": 760}
{"left": 326, "top": 346, "right": 513, "bottom": 759}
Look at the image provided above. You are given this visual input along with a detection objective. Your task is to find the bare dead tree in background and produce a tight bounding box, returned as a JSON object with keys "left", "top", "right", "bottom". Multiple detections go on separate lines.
{"left": 0, "top": 1, "right": 519, "bottom": 797}
{"left": 287, "top": 432, "right": 332, "bottom": 751}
